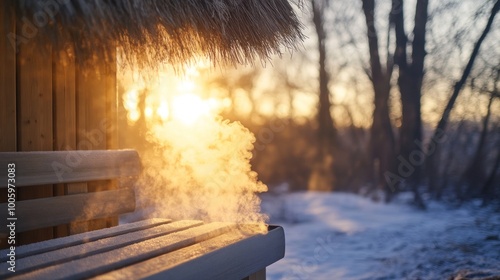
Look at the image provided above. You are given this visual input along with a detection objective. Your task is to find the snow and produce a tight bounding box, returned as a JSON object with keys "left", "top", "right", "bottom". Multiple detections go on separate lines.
{"left": 261, "top": 192, "right": 500, "bottom": 280}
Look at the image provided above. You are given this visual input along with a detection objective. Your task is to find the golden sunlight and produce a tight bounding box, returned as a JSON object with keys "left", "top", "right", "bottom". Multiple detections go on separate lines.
{"left": 171, "top": 94, "right": 219, "bottom": 125}
{"left": 122, "top": 59, "right": 228, "bottom": 126}
{"left": 157, "top": 101, "right": 170, "bottom": 121}
{"left": 119, "top": 62, "right": 268, "bottom": 233}
{"left": 177, "top": 79, "right": 196, "bottom": 93}
{"left": 123, "top": 89, "right": 141, "bottom": 124}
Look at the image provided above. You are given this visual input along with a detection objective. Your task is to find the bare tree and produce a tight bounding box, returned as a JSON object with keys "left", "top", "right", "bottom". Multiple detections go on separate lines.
{"left": 462, "top": 92, "right": 497, "bottom": 196}
{"left": 360, "top": 0, "right": 397, "bottom": 199}
{"left": 482, "top": 141, "right": 500, "bottom": 204}
{"left": 426, "top": 0, "right": 500, "bottom": 193}
{"left": 308, "top": 0, "right": 337, "bottom": 191}
{"left": 392, "top": 0, "right": 427, "bottom": 166}
{"left": 387, "top": 0, "right": 429, "bottom": 208}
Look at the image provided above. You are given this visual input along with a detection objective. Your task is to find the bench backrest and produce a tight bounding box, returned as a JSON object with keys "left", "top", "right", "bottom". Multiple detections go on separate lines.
{"left": 0, "top": 150, "right": 142, "bottom": 234}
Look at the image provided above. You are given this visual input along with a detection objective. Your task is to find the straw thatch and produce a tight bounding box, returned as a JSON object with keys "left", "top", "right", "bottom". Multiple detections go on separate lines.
{"left": 17, "top": 0, "right": 303, "bottom": 67}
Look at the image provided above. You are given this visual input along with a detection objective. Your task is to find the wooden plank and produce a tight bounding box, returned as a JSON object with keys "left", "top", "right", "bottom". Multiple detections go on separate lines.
{"left": 16, "top": 26, "right": 54, "bottom": 244}
{"left": 53, "top": 46, "right": 77, "bottom": 151}
{"left": 66, "top": 183, "right": 88, "bottom": 194}
{"left": 105, "top": 47, "right": 118, "bottom": 151}
{"left": 72, "top": 63, "right": 91, "bottom": 225}
{"left": 0, "top": 220, "right": 202, "bottom": 277}
{"left": 66, "top": 182, "right": 91, "bottom": 234}
{"left": 95, "top": 226, "right": 284, "bottom": 280}
{"left": 76, "top": 60, "right": 117, "bottom": 231}
{"left": 12, "top": 222, "right": 235, "bottom": 280}
{"left": 16, "top": 30, "right": 53, "bottom": 160}
{"left": 75, "top": 61, "right": 98, "bottom": 231}
{"left": 53, "top": 42, "right": 77, "bottom": 238}
{"left": 247, "top": 269, "right": 266, "bottom": 280}
{"left": 104, "top": 49, "right": 119, "bottom": 229}
{"left": 0, "top": 0, "right": 16, "bottom": 152}
{"left": 0, "top": 218, "right": 172, "bottom": 262}
{"left": 0, "top": 0, "right": 16, "bottom": 250}
{"left": 94, "top": 231, "right": 247, "bottom": 280}
{"left": 76, "top": 60, "right": 109, "bottom": 170}
{"left": 0, "top": 188, "right": 136, "bottom": 233}
{"left": 0, "top": 150, "right": 142, "bottom": 188}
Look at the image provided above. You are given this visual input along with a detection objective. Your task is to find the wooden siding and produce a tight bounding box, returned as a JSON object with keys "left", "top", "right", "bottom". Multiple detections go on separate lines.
{"left": 0, "top": 2, "right": 119, "bottom": 248}
{"left": 0, "top": 0, "right": 17, "bottom": 250}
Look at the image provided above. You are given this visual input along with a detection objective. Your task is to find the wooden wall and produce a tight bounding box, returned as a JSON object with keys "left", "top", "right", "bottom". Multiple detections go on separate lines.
{"left": 0, "top": 1, "right": 118, "bottom": 248}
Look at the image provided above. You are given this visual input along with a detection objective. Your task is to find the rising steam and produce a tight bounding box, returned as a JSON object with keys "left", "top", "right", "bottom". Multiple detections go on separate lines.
{"left": 121, "top": 68, "right": 268, "bottom": 232}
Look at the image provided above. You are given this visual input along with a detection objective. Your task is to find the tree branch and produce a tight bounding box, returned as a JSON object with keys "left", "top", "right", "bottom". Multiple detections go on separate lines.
{"left": 430, "top": 0, "right": 500, "bottom": 144}
{"left": 411, "top": 0, "right": 429, "bottom": 74}
{"left": 362, "top": 0, "right": 384, "bottom": 82}
{"left": 391, "top": 0, "right": 408, "bottom": 69}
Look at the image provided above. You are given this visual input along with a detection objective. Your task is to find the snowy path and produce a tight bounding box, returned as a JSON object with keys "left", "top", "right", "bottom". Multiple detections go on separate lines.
{"left": 261, "top": 192, "right": 500, "bottom": 280}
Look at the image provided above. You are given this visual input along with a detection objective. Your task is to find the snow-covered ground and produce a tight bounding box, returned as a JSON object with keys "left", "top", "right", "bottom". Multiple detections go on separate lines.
{"left": 261, "top": 192, "right": 500, "bottom": 280}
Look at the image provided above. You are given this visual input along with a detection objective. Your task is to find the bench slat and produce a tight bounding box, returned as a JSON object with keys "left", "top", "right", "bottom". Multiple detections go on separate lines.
{"left": 12, "top": 222, "right": 235, "bottom": 280}
{"left": 0, "top": 218, "right": 171, "bottom": 262}
{"left": 0, "top": 220, "right": 203, "bottom": 277}
{"left": 0, "top": 189, "right": 135, "bottom": 233}
{"left": 95, "top": 226, "right": 285, "bottom": 280}
{"left": 0, "top": 148, "right": 285, "bottom": 280}
{"left": 0, "top": 149, "right": 142, "bottom": 187}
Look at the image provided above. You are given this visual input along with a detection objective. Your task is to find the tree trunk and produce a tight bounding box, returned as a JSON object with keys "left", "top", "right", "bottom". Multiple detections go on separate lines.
{"left": 392, "top": 0, "right": 428, "bottom": 208}
{"left": 309, "top": 0, "right": 336, "bottom": 192}
{"left": 463, "top": 93, "right": 495, "bottom": 196}
{"left": 426, "top": 0, "right": 500, "bottom": 194}
{"left": 398, "top": 0, "right": 427, "bottom": 179}
{"left": 482, "top": 146, "right": 500, "bottom": 205}
{"left": 362, "top": 0, "right": 397, "bottom": 199}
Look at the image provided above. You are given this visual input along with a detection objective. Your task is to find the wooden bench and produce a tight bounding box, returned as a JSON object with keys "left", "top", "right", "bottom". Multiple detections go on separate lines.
{"left": 0, "top": 150, "right": 285, "bottom": 279}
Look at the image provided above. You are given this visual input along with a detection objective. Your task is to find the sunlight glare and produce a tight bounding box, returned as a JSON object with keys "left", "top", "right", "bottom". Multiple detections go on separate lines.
{"left": 122, "top": 59, "right": 222, "bottom": 126}
{"left": 145, "top": 107, "right": 153, "bottom": 119}
{"left": 123, "top": 89, "right": 141, "bottom": 124}
{"left": 177, "top": 80, "right": 196, "bottom": 93}
{"left": 157, "top": 101, "right": 170, "bottom": 121}
{"left": 171, "top": 93, "right": 215, "bottom": 125}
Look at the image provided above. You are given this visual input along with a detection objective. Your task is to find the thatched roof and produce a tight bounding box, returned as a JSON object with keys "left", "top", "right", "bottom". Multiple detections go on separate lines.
{"left": 17, "top": 0, "right": 303, "bottom": 67}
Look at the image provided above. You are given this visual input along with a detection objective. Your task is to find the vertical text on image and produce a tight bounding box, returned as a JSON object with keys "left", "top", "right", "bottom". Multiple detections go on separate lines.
{"left": 6, "top": 163, "right": 17, "bottom": 272}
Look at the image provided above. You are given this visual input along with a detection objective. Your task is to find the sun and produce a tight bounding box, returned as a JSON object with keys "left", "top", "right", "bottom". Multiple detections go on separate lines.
{"left": 124, "top": 90, "right": 223, "bottom": 126}
{"left": 122, "top": 60, "right": 226, "bottom": 126}
{"left": 171, "top": 93, "right": 217, "bottom": 125}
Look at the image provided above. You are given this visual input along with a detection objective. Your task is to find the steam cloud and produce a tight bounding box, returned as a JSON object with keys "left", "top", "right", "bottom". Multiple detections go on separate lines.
{"left": 134, "top": 114, "right": 269, "bottom": 232}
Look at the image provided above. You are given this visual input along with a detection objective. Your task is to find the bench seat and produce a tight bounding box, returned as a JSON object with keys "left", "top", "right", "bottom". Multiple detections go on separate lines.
{"left": 0, "top": 150, "right": 284, "bottom": 279}
{"left": 0, "top": 218, "right": 284, "bottom": 280}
